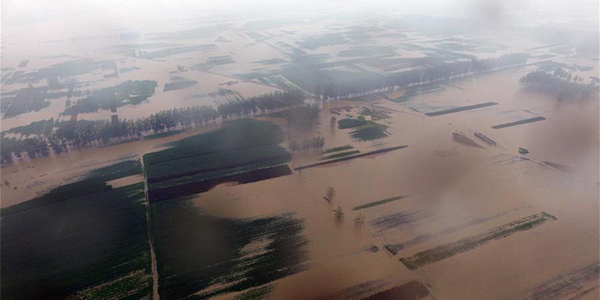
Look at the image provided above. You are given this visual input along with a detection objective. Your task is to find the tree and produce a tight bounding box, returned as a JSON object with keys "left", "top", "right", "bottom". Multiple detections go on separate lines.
{"left": 324, "top": 186, "right": 335, "bottom": 203}
{"left": 354, "top": 213, "right": 366, "bottom": 228}
{"left": 334, "top": 206, "right": 344, "bottom": 221}
{"left": 330, "top": 116, "right": 336, "bottom": 128}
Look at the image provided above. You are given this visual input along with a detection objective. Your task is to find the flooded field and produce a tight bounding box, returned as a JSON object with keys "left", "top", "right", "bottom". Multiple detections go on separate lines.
{"left": 1, "top": 4, "right": 599, "bottom": 300}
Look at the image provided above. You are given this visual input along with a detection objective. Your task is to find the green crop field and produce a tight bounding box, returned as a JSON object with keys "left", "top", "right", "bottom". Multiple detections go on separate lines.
{"left": 338, "top": 118, "right": 368, "bottom": 129}
{"left": 144, "top": 119, "right": 293, "bottom": 201}
{"left": 150, "top": 197, "right": 309, "bottom": 300}
{"left": 1, "top": 159, "right": 152, "bottom": 299}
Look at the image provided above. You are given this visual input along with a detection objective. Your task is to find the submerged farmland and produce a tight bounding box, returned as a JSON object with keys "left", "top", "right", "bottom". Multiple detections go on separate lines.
{"left": 150, "top": 198, "right": 309, "bottom": 299}
{"left": 0, "top": 159, "right": 152, "bottom": 299}
{"left": 144, "top": 119, "right": 293, "bottom": 201}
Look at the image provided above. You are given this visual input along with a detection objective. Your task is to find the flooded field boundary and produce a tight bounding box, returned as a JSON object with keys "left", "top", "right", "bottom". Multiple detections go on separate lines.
{"left": 522, "top": 261, "right": 599, "bottom": 300}
{"left": 141, "top": 155, "right": 160, "bottom": 300}
{"left": 359, "top": 281, "right": 430, "bottom": 300}
{"left": 399, "top": 212, "right": 557, "bottom": 270}
{"left": 353, "top": 195, "right": 408, "bottom": 211}
{"left": 294, "top": 146, "right": 408, "bottom": 171}
{"left": 492, "top": 117, "right": 546, "bottom": 129}
{"left": 424, "top": 102, "right": 498, "bottom": 116}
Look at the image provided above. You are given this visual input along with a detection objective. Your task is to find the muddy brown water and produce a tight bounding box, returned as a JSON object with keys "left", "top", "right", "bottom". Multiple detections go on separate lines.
{"left": 2, "top": 66, "right": 598, "bottom": 300}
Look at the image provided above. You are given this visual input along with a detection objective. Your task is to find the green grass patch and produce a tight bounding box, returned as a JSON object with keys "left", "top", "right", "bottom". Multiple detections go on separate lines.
{"left": 353, "top": 195, "right": 407, "bottom": 211}
{"left": 320, "top": 150, "right": 360, "bottom": 160}
{"left": 338, "top": 118, "right": 367, "bottom": 129}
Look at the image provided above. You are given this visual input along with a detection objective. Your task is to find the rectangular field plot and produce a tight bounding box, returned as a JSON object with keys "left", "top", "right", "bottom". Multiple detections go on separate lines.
{"left": 399, "top": 212, "right": 557, "bottom": 270}
{"left": 492, "top": 117, "right": 546, "bottom": 129}
{"left": 353, "top": 195, "right": 408, "bottom": 211}
{"left": 144, "top": 119, "right": 293, "bottom": 201}
{"left": 150, "top": 198, "right": 309, "bottom": 299}
{"left": 0, "top": 159, "right": 152, "bottom": 299}
{"left": 424, "top": 102, "right": 497, "bottom": 116}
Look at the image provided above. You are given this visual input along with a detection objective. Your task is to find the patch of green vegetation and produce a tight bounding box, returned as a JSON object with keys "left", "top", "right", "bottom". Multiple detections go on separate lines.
{"left": 1, "top": 159, "right": 151, "bottom": 299}
{"left": 163, "top": 80, "right": 198, "bottom": 92}
{"left": 350, "top": 123, "right": 389, "bottom": 141}
{"left": 268, "top": 105, "right": 320, "bottom": 131}
{"left": 389, "top": 83, "right": 445, "bottom": 103}
{"left": 85, "top": 159, "right": 142, "bottom": 181}
{"left": 151, "top": 198, "right": 308, "bottom": 299}
{"left": 25, "top": 59, "right": 116, "bottom": 82}
{"left": 141, "top": 44, "right": 217, "bottom": 59}
{"left": 353, "top": 195, "right": 407, "bottom": 211}
{"left": 359, "top": 107, "right": 389, "bottom": 120}
{"left": 66, "top": 80, "right": 157, "bottom": 114}
{"left": 146, "top": 144, "right": 291, "bottom": 182}
{"left": 323, "top": 145, "right": 354, "bottom": 154}
{"left": 143, "top": 119, "right": 293, "bottom": 201}
{"left": 399, "top": 212, "right": 557, "bottom": 270}
{"left": 4, "top": 87, "right": 50, "bottom": 117}
{"left": 320, "top": 150, "right": 360, "bottom": 160}
{"left": 1, "top": 118, "right": 55, "bottom": 137}
{"left": 338, "top": 118, "right": 368, "bottom": 129}
{"left": 297, "top": 33, "right": 348, "bottom": 50}
{"left": 3, "top": 159, "right": 142, "bottom": 215}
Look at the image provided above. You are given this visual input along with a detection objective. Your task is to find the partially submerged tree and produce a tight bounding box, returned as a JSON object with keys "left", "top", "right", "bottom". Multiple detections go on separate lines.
{"left": 324, "top": 186, "right": 335, "bottom": 203}
{"left": 354, "top": 213, "right": 366, "bottom": 228}
{"left": 334, "top": 206, "right": 344, "bottom": 221}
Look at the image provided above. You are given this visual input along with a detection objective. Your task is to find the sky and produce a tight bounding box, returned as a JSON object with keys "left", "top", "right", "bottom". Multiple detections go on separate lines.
{"left": 1, "top": 0, "right": 598, "bottom": 47}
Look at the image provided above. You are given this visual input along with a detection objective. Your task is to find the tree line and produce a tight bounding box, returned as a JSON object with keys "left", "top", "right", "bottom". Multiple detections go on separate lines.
{"left": 289, "top": 136, "right": 325, "bottom": 152}
{"left": 217, "top": 89, "right": 305, "bottom": 118}
{"left": 1, "top": 89, "right": 309, "bottom": 165}
{"left": 519, "top": 68, "right": 598, "bottom": 101}
{"left": 315, "top": 53, "right": 530, "bottom": 99}
{"left": 0, "top": 105, "right": 221, "bottom": 164}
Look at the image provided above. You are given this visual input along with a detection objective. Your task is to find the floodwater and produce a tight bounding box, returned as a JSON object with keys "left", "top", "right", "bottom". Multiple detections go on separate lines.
{"left": 195, "top": 69, "right": 599, "bottom": 299}
{"left": 2, "top": 13, "right": 600, "bottom": 297}
{"left": 2, "top": 65, "right": 598, "bottom": 299}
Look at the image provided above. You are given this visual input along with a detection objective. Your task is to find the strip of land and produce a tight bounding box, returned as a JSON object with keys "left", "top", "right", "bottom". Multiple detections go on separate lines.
{"left": 294, "top": 145, "right": 408, "bottom": 171}
{"left": 522, "top": 261, "right": 599, "bottom": 300}
{"left": 491, "top": 116, "right": 546, "bottom": 129}
{"left": 424, "top": 102, "right": 497, "bottom": 116}
{"left": 399, "top": 212, "right": 557, "bottom": 270}
{"left": 353, "top": 195, "right": 408, "bottom": 211}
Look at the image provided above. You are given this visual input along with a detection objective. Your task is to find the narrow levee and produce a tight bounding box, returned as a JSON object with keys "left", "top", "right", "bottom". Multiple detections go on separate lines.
{"left": 141, "top": 155, "right": 160, "bottom": 300}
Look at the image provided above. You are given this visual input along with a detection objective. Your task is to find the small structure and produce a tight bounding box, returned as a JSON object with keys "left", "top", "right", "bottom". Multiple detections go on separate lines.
{"left": 518, "top": 147, "right": 529, "bottom": 155}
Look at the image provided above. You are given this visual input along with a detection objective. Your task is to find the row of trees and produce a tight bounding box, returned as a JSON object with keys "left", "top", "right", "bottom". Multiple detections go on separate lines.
{"left": 1, "top": 88, "right": 313, "bottom": 165}
{"left": 217, "top": 89, "right": 305, "bottom": 118}
{"left": 519, "top": 68, "right": 598, "bottom": 101}
{"left": 289, "top": 136, "right": 325, "bottom": 152}
{"left": 315, "top": 53, "right": 530, "bottom": 99}
{"left": 0, "top": 105, "right": 221, "bottom": 164}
